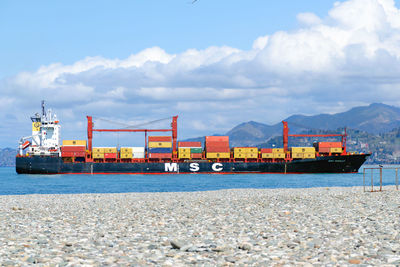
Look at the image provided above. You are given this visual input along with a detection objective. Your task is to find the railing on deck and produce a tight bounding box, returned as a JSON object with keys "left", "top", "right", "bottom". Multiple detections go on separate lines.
{"left": 363, "top": 167, "right": 399, "bottom": 192}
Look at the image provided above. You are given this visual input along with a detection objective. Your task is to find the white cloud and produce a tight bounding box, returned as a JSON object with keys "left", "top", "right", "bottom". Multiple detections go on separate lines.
{"left": 1, "top": 0, "right": 400, "bottom": 146}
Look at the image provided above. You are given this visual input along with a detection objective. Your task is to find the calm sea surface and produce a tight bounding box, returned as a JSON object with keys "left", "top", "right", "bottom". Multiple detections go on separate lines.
{"left": 0, "top": 165, "right": 399, "bottom": 195}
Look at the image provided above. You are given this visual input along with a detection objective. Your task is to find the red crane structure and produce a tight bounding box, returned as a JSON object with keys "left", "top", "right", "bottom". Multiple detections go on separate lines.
{"left": 282, "top": 121, "right": 347, "bottom": 156}
{"left": 87, "top": 115, "right": 178, "bottom": 159}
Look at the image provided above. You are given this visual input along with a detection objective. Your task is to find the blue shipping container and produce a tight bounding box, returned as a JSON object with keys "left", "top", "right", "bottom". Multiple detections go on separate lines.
{"left": 148, "top": 147, "right": 172, "bottom": 153}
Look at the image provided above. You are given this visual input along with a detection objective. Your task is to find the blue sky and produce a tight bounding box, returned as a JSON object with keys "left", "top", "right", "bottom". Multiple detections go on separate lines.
{"left": 0, "top": 0, "right": 336, "bottom": 78}
{"left": 1, "top": 0, "right": 400, "bottom": 147}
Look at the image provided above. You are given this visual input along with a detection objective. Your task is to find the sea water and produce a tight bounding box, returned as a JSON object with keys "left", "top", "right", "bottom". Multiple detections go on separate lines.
{"left": 0, "top": 165, "right": 398, "bottom": 195}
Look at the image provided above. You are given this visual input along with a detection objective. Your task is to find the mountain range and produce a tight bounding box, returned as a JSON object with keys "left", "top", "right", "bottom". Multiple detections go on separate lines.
{"left": 222, "top": 103, "right": 400, "bottom": 147}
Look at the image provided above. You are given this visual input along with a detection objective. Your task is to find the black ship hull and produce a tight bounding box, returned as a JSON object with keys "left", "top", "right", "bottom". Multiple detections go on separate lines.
{"left": 16, "top": 154, "right": 369, "bottom": 174}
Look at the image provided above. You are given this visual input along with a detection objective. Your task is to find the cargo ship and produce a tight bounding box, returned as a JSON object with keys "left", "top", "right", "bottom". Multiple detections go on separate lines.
{"left": 16, "top": 102, "right": 370, "bottom": 174}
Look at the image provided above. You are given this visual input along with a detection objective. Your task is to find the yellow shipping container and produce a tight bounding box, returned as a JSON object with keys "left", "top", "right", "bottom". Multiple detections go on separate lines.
{"left": 93, "top": 147, "right": 105, "bottom": 153}
{"left": 207, "top": 152, "right": 230, "bottom": 158}
{"left": 93, "top": 153, "right": 104, "bottom": 159}
{"left": 148, "top": 142, "right": 172, "bottom": 148}
{"left": 330, "top": 147, "right": 342, "bottom": 153}
{"left": 291, "top": 147, "right": 315, "bottom": 154}
{"left": 178, "top": 153, "right": 191, "bottom": 159}
{"left": 120, "top": 153, "right": 133, "bottom": 159}
{"left": 234, "top": 147, "right": 258, "bottom": 154}
{"left": 178, "top": 148, "right": 191, "bottom": 153}
{"left": 234, "top": 153, "right": 246, "bottom": 158}
{"left": 272, "top": 148, "right": 284, "bottom": 153}
{"left": 292, "top": 153, "right": 304, "bottom": 158}
{"left": 120, "top": 147, "right": 132, "bottom": 153}
{"left": 63, "top": 140, "right": 87, "bottom": 146}
{"left": 234, "top": 148, "right": 246, "bottom": 153}
{"left": 104, "top": 147, "right": 117, "bottom": 153}
{"left": 273, "top": 153, "right": 286, "bottom": 159}
{"left": 247, "top": 153, "right": 258, "bottom": 159}
{"left": 262, "top": 153, "right": 274, "bottom": 158}
{"left": 247, "top": 147, "right": 258, "bottom": 153}
{"left": 303, "top": 153, "right": 316, "bottom": 159}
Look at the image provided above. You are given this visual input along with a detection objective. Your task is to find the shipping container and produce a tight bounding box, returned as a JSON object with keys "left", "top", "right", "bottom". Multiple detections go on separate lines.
{"left": 246, "top": 153, "right": 258, "bottom": 159}
{"left": 205, "top": 141, "right": 229, "bottom": 147}
{"left": 292, "top": 153, "right": 304, "bottom": 159}
{"left": 61, "top": 151, "right": 74, "bottom": 157}
{"left": 260, "top": 148, "right": 273, "bottom": 153}
{"left": 148, "top": 153, "right": 172, "bottom": 158}
{"left": 205, "top": 136, "right": 229, "bottom": 142}
{"left": 93, "top": 147, "right": 105, "bottom": 153}
{"left": 120, "top": 153, "right": 133, "bottom": 159}
{"left": 190, "top": 153, "right": 203, "bottom": 158}
{"left": 178, "top": 148, "right": 191, "bottom": 153}
{"left": 291, "top": 147, "right": 315, "bottom": 153}
{"left": 178, "top": 153, "right": 191, "bottom": 159}
{"left": 318, "top": 142, "right": 342, "bottom": 148}
{"left": 190, "top": 147, "right": 202, "bottom": 154}
{"left": 273, "top": 153, "right": 285, "bottom": 159}
{"left": 104, "top": 153, "right": 117, "bottom": 159}
{"left": 148, "top": 141, "right": 172, "bottom": 148}
{"left": 132, "top": 147, "right": 145, "bottom": 152}
{"left": 234, "top": 147, "right": 258, "bottom": 154}
{"left": 148, "top": 136, "right": 172, "bottom": 142}
{"left": 272, "top": 148, "right": 284, "bottom": 153}
{"left": 120, "top": 147, "right": 132, "bottom": 153}
{"left": 62, "top": 140, "right": 87, "bottom": 146}
{"left": 261, "top": 153, "right": 274, "bottom": 158}
{"left": 93, "top": 153, "right": 104, "bottom": 159}
{"left": 330, "top": 147, "right": 343, "bottom": 153}
{"left": 61, "top": 146, "right": 86, "bottom": 152}
{"left": 103, "top": 147, "right": 117, "bottom": 153}
{"left": 234, "top": 153, "right": 246, "bottom": 158}
{"left": 318, "top": 147, "right": 331, "bottom": 153}
{"left": 132, "top": 152, "right": 145, "bottom": 158}
{"left": 206, "top": 147, "right": 230, "bottom": 153}
{"left": 178, "top": 141, "right": 202, "bottom": 147}
{"left": 148, "top": 147, "right": 172, "bottom": 153}
{"left": 206, "top": 152, "right": 230, "bottom": 158}
{"left": 303, "top": 153, "right": 316, "bottom": 159}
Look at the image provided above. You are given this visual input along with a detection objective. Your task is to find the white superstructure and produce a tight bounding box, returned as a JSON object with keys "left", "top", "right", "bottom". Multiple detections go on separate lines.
{"left": 18, "top": 101, "right": 61, "bottom": 156}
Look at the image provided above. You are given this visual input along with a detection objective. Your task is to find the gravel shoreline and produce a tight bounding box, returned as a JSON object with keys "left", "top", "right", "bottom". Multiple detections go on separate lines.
{"left": 1, "top": 186, "right": 399, "bottom": 266}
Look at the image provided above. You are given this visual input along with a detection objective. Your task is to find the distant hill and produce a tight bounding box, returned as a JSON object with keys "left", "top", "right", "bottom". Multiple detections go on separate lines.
{"left": 0, "top": 148, "right": 17, "bottom": 167}
{"left": 225, "top": 103, "right": 400, "bottom": 147}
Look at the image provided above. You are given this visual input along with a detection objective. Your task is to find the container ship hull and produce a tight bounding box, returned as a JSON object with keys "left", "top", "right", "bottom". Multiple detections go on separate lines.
{"left": 16, "top": 154, "right": 369, "bottom": 174}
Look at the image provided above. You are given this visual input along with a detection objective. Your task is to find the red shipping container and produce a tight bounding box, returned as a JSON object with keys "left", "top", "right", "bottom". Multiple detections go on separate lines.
{"left": 260, "top": 148, "right": 273, "bottom": 153}
{"left": 61, "top": 146, "right": 86, "bottom": 152}
{"left": 104, "top": 153, "right": 117, "bottom": 159}
{"left": 190, "top": 153, "right": 203, "bottom": 158}
{"left": 205, "top": 147, "right": 230, "bottom": 153}
{"left": 318, "top": 147, "right": 331, "bottom": 153}
{"left": 205, "top": 136, "right": 229, "bottom": 142}
{"left": 149, "top": 153, "right": 172, "bottom": 158}
{"left": 205, "top": 141, "right": 229, "bottom": 147}
{"left": 148, "top": 136, "right": 172, "bottom": 142}
{"left": 178, "top": 141, "right": 202, "bottom": 147}
{"left": 61, "top": 151, "right": 74, "bottom": 157}
{"left": 318, "top": 142, "right": 342, "bottom": 148}
{"left": 74, "top": 151, "right": 86, "bottom": 157}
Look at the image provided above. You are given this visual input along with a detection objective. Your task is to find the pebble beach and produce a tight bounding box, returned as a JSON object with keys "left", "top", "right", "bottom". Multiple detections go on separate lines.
{"left": 1, "top": 186, "right": 400, "bottom": 266}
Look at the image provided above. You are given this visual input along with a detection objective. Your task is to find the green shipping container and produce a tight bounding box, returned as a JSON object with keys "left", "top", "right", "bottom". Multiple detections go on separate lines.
{"left": 190, "top": 148, "right": 202, "bottom": 153}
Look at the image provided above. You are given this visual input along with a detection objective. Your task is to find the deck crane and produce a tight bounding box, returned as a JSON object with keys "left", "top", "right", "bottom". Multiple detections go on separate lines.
{"left": 86, "top": 115, "right": 178, "bottom": 159}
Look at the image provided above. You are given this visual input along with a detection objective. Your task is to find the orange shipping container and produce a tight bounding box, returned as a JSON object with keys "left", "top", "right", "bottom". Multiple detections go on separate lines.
{"left": 205, "top": 136, "right": 229, "bottom": 142}
{"left": 148, "top": 136, "right": 172, "bottom": 142}
{"left": 318, "top": 142, "right": 342, "bottom": 148}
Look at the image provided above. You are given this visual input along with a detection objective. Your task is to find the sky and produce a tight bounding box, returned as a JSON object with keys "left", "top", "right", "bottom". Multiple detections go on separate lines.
{"left": 1, "top": 0, "right": 400, "bottom": 147}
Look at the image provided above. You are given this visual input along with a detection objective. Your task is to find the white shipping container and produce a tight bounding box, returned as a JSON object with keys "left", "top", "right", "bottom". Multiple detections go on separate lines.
{"left": 132, "top": 152, "right": 145, "bottom": 158}
{"left": 132, "top": 147, "right": 145, "bottom": 152}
